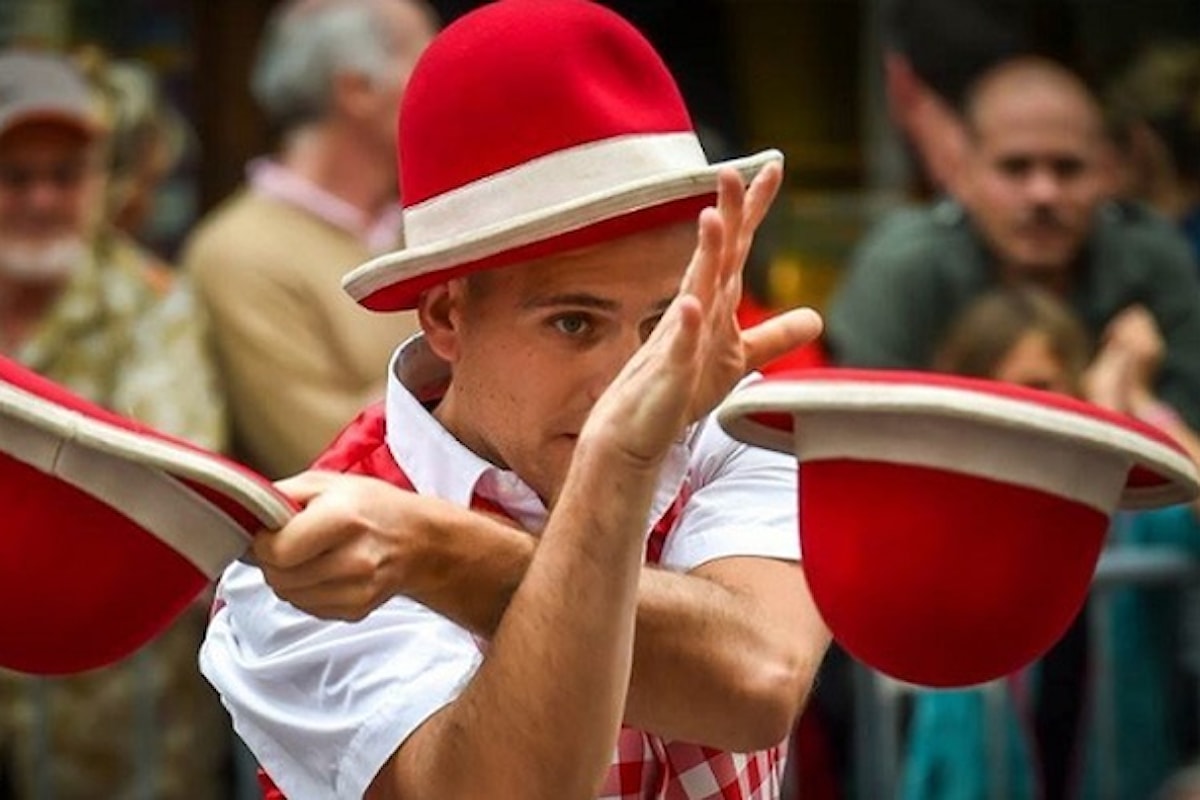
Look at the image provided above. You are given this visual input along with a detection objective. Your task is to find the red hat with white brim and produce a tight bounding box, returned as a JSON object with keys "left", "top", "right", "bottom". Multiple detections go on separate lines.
{"left": 718, "top": 368, "right": 1199, "bottom": 687}
{"left": 341, "top": 0, "right": 781, "bottom": 312}
{"left": 0, "top": 357, "right": 294, "bottom": 675}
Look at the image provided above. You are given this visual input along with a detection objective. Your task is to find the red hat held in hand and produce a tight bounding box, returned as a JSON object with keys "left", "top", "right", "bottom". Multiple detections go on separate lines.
{"left": 719, "top": 368, "right": 1199, "bottom": 687}
{"left": 0, "top": 357, "right": 293, "bottom": 675}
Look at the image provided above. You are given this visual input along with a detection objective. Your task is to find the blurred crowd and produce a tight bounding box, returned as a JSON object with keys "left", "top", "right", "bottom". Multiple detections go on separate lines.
{"left": 0, "top": 0, "right": 1197, "bottom": 798}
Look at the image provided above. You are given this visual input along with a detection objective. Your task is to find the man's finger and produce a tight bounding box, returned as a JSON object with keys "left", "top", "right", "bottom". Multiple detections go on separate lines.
{"left": 742, "top": 307, "right": 824, "bottom": 372}
{"left": 716, "top": 169, "right": 745, "bottom": 271}
{"left": 741, "top": 161, "right": 783, "bottom": 236}
{"left": 252, "top": 498, "right": 354, "bottom": 570}
{"left": 274, "top": 470, "right": 342, "bottom": 506}
{"left": 680, "top": 207, "right": 725, "bottom": 312}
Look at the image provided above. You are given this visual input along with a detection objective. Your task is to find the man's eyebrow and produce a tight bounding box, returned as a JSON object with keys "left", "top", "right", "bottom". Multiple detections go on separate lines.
{"left": 521, "top": 293, "right": 620, "bottom": 311}
{"left": 520, "top": 294, "right": 676, "bottom": 314}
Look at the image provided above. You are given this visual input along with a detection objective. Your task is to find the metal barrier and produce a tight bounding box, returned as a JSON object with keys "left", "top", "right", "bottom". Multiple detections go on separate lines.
{"left": 851, "top": 545, "right": 1200, "bottom": 800}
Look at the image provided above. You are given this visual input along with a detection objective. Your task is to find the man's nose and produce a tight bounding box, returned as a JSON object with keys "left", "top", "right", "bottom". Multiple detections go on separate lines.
{"left": 24, "top": 179, "right": 70, "bottom": 214}
{"left": 1026, "top": 168, "right": 1063, "bottom": 204}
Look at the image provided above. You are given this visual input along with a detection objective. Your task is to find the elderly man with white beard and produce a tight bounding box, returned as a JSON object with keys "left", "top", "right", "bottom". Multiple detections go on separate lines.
{"left": 0, "top": 50, "right": 231, "bottom": 800}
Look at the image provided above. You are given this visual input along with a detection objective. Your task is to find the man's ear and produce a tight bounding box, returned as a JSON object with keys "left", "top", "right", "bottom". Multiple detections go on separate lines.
{"left": 330, "top": 70, "right": 375, "bottom": 121}
{"left": 419, "top": 281, "right": 464, "bottom": 363}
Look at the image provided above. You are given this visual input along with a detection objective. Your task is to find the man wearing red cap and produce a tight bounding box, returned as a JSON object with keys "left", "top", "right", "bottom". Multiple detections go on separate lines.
{"left": 202, "top": 2, "right": 828, "bottom": 798}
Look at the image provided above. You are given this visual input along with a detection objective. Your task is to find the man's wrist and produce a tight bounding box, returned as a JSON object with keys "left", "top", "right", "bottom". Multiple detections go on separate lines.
{"left": 406, "top": 502, "right": 535, "bottom": 634}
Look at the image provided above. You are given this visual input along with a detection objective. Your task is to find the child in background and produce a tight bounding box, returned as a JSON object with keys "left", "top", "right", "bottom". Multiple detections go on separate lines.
{"left": 903, "top": 285, "right": 1200, "bottom": 800}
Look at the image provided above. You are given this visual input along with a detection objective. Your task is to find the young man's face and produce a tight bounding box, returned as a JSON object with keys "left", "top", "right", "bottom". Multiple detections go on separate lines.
{"left": 429, "top": 221, "right": 696, "bottom": 504}
{"left": 958, "top": 82, "right": 1108, "bottom": 282}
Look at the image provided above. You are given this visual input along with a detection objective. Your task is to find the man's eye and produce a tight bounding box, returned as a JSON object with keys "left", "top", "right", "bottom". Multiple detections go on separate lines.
{"left": 997, "top": 157, "right": 1030, "bottom": 177}
{"left": 551, "top": 314, "right": 591, "bottom": 336}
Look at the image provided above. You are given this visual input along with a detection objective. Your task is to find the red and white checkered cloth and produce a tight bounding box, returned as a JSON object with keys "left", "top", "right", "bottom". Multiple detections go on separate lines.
{"left": 599, "top": 728, "right": 787, "bottom": 799}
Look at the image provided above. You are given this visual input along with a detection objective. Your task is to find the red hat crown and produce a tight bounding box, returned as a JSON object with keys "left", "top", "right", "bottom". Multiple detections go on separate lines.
{"left": 400, "top": 0, "right": 693, "bottom": 205}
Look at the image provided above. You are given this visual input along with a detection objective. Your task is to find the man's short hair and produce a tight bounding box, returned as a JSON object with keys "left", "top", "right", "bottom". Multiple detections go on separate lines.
{"left": 883, "top": 0, "right": 1078, "bottom": 111}
{"left": 251, "top": 0, "right": 403, "bottom": 131}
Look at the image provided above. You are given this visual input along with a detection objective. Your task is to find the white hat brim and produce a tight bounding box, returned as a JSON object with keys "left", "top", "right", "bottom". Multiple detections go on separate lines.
{"left": 343, "top": 148, "right": 783, "bottom": 306}
{"left": 718, "top": 377, "right": 1200, "bottom": 511}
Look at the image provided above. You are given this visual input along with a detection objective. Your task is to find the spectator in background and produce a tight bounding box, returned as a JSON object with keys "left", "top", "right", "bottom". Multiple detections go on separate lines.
{"left": 0, "top": 49, "right": 227, "bottom": 800}
{"left": 183, "top": 0, "right": 436, "bottom": 478}
{"left": 881, "top": 0, "right": 1076, "bottom": 197}
{"left": 1104, "top": 41, "right": 1200, "bottom": 264}
{"left": 904, "top": 285, "right": 1200, "bottom": 800}
{"left": 827, "top": 56, "right": 1200, "bottom": 429}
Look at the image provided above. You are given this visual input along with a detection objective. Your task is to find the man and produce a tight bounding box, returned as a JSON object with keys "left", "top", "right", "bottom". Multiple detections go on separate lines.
{"left": 881, "top": 0, "right": 1076, "bottom": 196}
{"left": 0, "top": 50, "right": 227, "bottom": 799}
{"left": 828, "top": 56, "right": 1200, "bottom": 429}
{"left": 201, "top": 2, "right": 830, "bottom": 797}
{"left": 183, "top": 0, "right": 436, "bottom": 478}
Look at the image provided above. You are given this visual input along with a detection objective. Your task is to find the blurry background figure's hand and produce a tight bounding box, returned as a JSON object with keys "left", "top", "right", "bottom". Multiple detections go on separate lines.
{"left": 1084, "top": 304, "right": 1164, "bottom": 414}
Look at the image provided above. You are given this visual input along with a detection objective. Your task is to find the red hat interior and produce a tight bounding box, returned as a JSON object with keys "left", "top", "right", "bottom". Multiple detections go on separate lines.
{"left": 0, "top": 357, "right": 293, "bottom": 675}
{"left": 718, "top": 368, "right": 1199, "bottom": 687}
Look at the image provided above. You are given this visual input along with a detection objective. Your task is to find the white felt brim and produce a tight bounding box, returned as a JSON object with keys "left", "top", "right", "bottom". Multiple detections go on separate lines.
{"left": 342, "top": 148, "right": 783, "bottom": 305}
{"left": 717, "top": 379, "right": 1200, "bottom": 511}
{"left": 0, "top": 380, "right": 293, "bottom": 579}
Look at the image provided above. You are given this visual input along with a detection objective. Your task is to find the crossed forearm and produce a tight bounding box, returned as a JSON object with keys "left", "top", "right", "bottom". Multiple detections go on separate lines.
{"left": 408, "top": 508, "right": 816, "bottom": 749}
{"left": 380, "top": 441, "right": 662, "bottom": 799}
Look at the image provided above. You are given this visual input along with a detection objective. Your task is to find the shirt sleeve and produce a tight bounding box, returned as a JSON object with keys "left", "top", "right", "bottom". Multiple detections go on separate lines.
{"left": 200, "top": 562, "right": 483, "bottom": 799}
{"left": 658, "top": 408, "right": 801, "bottom": 573}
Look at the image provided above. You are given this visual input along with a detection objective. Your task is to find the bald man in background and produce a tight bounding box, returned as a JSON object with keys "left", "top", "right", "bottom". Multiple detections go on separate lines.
{"left": 828, "top": 56, "right": 1200, "bottom": 428}
{"left": 183, "top": 0, "right": 437, "bottom": 478}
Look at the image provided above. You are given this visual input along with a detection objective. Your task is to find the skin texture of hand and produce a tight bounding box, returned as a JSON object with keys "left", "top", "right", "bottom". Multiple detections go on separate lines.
{"left": 1084, "top": 304, "right": 1165, "bottom": 413}
{"left": 1102, "top": 304, "right": 1164, "bottom": 388}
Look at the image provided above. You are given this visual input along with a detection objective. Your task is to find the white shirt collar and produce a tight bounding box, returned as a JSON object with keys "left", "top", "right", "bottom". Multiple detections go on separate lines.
{"left": 383, "top": 335, "right": 689, "bottom": 535}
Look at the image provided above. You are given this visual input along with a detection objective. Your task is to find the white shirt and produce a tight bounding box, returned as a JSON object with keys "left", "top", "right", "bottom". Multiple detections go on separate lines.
{"left": 201, "top": 337, "right": 801, "bottom": 799}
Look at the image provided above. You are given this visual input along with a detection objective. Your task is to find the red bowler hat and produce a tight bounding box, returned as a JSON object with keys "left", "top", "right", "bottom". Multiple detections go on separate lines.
{"left": 0, "top": 357, "right": 294, "bottom": 675}
{"left": 718, "top": 368, "right": 1199, "bottom": 687}
{"left": 341, "top": 0, "right": 781, "bottom": 311}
